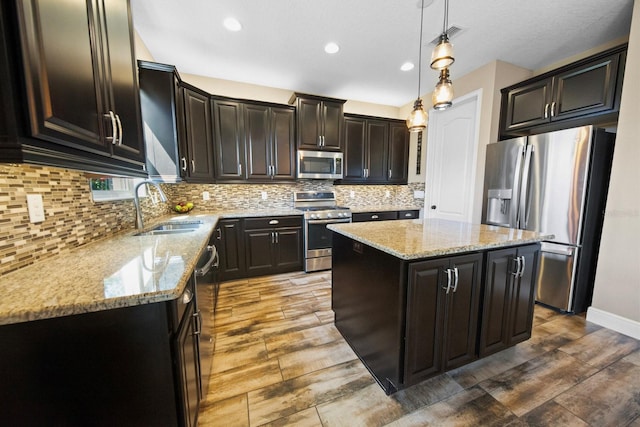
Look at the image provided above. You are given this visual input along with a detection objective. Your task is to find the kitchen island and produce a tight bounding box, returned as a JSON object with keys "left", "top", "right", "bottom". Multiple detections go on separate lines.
{"left": 327, "top": 218, "right": 551, "bottom": 394}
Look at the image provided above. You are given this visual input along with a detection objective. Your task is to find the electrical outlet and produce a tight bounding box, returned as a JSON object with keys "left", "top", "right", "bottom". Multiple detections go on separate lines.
{"left": 202, "top": 191, "right": 210, "bottom": 201}
{"left": 27, "top": 194, "right": 45, "bottom": 223}
{"left": 350, "top": 191, "right": 355, "bottom": 198}
{"left": 414, "top": 190, "right": 425, "bottom": 199}
{"left": 385, "top": 190, "right": 391, "bottom": 198}
{"left": 261, "top": 191, "right": 268, "bottom": 200}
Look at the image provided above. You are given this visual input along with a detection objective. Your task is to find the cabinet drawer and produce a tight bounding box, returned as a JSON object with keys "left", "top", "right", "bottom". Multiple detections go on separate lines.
{"left": 244, "top": 216, "right": 302, "bottom": 230}
{"left": 398, "top": 210, "right": 419, "bottom": 219}
{"left": 352, "top": 211, "right": 398, "bottom": 222}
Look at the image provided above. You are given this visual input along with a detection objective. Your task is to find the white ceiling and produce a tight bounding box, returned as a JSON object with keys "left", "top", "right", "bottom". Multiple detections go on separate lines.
{"left": 130, "top": 0, "right": 634, "bottom": 107}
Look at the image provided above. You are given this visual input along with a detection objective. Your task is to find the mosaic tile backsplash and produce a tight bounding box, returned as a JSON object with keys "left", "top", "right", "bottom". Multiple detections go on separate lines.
{"left": 0, "top": 164, "right": 424, "bottom": 275}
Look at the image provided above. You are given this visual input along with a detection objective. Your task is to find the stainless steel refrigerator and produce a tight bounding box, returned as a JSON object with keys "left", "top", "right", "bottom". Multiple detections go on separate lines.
{"left": 481, "top": 125, "right": 615, "bottom": 313}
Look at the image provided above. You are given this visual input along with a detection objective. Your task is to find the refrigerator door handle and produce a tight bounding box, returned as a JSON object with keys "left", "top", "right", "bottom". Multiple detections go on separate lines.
{"left": 510, "top": 145, "right": 525, "bottom": 228}
{"left": 519, "top": 144, "right": 534, "bottom": 228}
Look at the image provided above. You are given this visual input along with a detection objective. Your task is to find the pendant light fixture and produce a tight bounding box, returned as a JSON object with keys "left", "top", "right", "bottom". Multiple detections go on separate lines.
{"left": 406, "top": 0, "right": 428, "bottom": 132}
{"left": 430, "top": 0, "right": 454, "bottom": 109}
{"left": 430, "top": 0, "right": 454, "bottom": 70}
{"left": 433, "top": 68, "right": 453, "bottom": 110}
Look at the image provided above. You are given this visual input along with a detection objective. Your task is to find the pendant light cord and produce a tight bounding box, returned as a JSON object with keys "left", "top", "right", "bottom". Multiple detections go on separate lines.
{"left": 417, "top": 0, "right": 425, "bottom": 98}
{"left": 443, "top": 0, "right": 449, "bottom": 35}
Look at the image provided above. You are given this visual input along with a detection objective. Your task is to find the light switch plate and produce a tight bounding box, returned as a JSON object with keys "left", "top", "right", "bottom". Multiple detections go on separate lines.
{"left": 202, "top": 191, "right": 210, "bottom": 201}
{"left": 414, "top": 190, "right": 425, "bottom": 199}
{"left": 27, "top": 194, "right": 45, "bottom": 223}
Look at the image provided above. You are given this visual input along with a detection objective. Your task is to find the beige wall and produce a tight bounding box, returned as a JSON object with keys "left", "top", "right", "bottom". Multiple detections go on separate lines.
{"left": 589, "top": 0, "right": 640, "bottom": 332}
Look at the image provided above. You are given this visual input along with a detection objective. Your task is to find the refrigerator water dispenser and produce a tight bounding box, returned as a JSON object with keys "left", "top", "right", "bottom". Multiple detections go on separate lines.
{"left": 486, "top": 188, "right": 512, "bottom": 227}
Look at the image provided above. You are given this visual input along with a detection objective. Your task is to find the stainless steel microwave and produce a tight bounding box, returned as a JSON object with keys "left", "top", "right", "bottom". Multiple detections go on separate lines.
{"left": 297, "top": 150, "right": 343, "bottom": 180}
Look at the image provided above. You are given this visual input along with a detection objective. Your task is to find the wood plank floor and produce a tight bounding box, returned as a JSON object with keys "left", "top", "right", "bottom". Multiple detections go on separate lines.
{"left": 197, "top": 271, "right": 640, "bottom": 427}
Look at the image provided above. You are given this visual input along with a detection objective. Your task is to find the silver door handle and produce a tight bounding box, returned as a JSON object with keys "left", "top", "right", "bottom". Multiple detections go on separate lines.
{"left": 238, "top": 163, "right": 242, "bottom": 175}
{"left": 519, "top": 144, "right": 534, "bottom": 228}
{"left": 271, "top": 231, "right": 275, "bottom": 244}
{"left": 318, "top": 136, "right": 322, "bottom": 147}
{"left": 322, "top": 135, "right": 325, "bottom": 147}
{"left": 443, "top": 268, "right": 452, "bottom": 294}
{"left": 388, "top": 169, "right": 392, "bottom": 179}
{"left": 269, "top": 219, "right": 279, "bottom": 225}
{"left": 511, "top": 256, "right": 521, "bottom": 276}
{"left": 371, "top": 215, "right": 379, "bottom": 219}
{"left": 550, "top": 101, "right": 556, "bottom": 117}
{"left": 452, "top": 267, "right": 459, "bottom": 292}
{"left": 518, "top": 255, "right": 526, "bottom": 278}
{"left": 193, "top": 309, "right": 202, "bottom": 336}
{"left": 181, "top": 157, "right": 187, "bottom": 172}
{"left": 544, "top": 103, "right": 549, "bottom": 119}
{"left": 114, "top": 113, "right": 123, "bottom": 145}
{"left": 191, "top": 160, "right": 195, "bottom": 173}
{"left": 105, "top": 111, "right": 117, "bottom": 144}
{"left": 195, "top": 245, "right": 217, "bottom": 277}
{"left": 275, "top": 231, "right": 279, "bottom": 244}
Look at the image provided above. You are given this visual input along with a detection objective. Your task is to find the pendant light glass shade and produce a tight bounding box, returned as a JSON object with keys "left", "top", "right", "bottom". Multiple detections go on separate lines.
{"left": 430, "top": 34, "right": 454, "bottom": 70}
{"left": 432, "top": 68, "right": 453, "bottom": 110}
{"left": 407, "top": 0, "right": 428, "bottom": 131}
{"left": 407, "top": 98, "right": 428, "bottom": 132}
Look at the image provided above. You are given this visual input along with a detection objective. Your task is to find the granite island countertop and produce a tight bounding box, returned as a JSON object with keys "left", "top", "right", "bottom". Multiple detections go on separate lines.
{"left": 328, "top": 218, "right": 553, "bottom": 260}
{"left": 0, "top": 208, "right": 304, "bottom": 326}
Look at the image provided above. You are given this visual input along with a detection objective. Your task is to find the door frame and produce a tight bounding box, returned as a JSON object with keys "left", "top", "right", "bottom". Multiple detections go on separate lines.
{"left": 425, "top": 89, "right": 482, "bottom": 222}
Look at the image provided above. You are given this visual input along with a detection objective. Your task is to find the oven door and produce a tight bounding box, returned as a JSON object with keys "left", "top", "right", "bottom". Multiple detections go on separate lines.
{"left": 305, "top": 218, "right": 350, "bottom": 259}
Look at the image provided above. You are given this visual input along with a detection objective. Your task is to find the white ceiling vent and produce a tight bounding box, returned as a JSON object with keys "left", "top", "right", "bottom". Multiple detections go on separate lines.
{"left": 430, "top": 25, "right": 464, "bottom": 45}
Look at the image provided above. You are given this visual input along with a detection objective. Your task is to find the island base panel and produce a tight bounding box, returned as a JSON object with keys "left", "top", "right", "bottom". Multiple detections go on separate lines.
{"left": 332, "top": 233, "right": 406, "bottom": 394}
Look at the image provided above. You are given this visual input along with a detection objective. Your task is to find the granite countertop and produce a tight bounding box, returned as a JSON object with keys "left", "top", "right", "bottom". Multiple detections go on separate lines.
{"left": 328, "top": 218, "right": 553, "bottom": 260}
{"left": 0, "top": 208, "right": 305, "bottom": 326}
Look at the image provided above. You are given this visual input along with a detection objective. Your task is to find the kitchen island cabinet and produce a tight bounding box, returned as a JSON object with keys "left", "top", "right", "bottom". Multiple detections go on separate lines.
{"left": 329, "top": 219, "right": 548, "bottom": 394}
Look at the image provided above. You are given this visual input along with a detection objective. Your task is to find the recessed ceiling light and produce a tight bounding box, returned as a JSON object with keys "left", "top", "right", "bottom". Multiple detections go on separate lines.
{"left": 223, "top": 17, "right": 242, "bottom": 32}
{"left": 401, "top": 62, "right": 415, "bottom": 71}
{"left": 324, "top": 42, "right": 340, "bottom": 54}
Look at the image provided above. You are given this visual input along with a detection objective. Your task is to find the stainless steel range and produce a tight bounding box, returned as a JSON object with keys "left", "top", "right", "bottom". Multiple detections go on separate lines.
{"left": 294, "top": 191, "right": 352, "bottom": 272}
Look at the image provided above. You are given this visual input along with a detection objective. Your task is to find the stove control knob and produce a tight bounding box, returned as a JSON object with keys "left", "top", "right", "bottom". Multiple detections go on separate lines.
{"left": 327, "top": 213, "right": 332, "bottom": 218}
{"left": 311, "top": 214, "right": 318, "bottom": 219}
{"left": 337, "top": 212, "right": 343, "bottom": 218}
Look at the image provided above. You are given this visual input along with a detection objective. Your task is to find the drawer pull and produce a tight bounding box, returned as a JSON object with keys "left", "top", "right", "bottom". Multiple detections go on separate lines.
{"left": 371, "top": 215, "right": 379, "bottom": 219}
{"left": 269, "top": 219, "right": 279, "bottom": 225}
{"left": 404, "top": 213, "right": 412, "bottom": 217}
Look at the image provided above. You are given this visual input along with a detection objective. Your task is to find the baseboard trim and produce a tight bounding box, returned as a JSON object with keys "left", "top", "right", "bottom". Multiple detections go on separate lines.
{"left": 586, "top": 307, "right": 640, "bottom": 340}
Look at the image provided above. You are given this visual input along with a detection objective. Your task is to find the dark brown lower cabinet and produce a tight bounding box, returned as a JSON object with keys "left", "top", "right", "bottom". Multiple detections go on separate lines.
{"left": 479, "top": 244, "right": 540, "bottom": 357}
{"left": 214, "top": 219, "right": 246, "bottom": 281}
{"left": 244, "top": 216, "right": 303, "bottom": 277}
{"left": 404, "top": 253, "right": 482, "bottom": 387}
{"left": 0, "top": 278, "right": 200, "bottom": 426}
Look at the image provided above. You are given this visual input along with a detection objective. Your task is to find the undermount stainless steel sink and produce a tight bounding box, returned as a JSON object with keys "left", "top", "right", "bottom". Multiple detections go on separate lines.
{"left": 134, "top": 221, "right": 204, "bottom": 236}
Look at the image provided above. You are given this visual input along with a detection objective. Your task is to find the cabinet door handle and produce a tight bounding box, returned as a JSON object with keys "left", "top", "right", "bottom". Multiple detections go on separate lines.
{"left": 322, "top": 135, "right": 325, "bottom": 147}
{"left": 275, "top": 231, "right": 279, "bottom": 244}
{"left": 269, "top": 219, "right": 279, "bottom": 225}
{"left": 193, "top": 309, "right": 202, "bottom": 336}
{"left": 551, "top": 102, "right": 556, "bottom": 117}
{"left": 511, "top": 256, "right": 521, "bottom": 276}
{"left": 216, "top": 228, "right": 222, "bottom": 240}
{"left": 271, "top": 231, "right": 275, "bottom": 244}
{"left": 452, "top": 267, "right": 459, "bottom": 292}
{"left": 518, "top": 255, "right": 526, "bottom": 278}
{"left": 318, "top": 135, "right": 322, "bottom": 147}
{"left": 114, "top": 113, "right": 123, "bottom": 145}
{"left": 238, "top": 163, "right": 242, "bottom": 176}
{"left": 443, "top": 268, "right": 452, "bottom": 294}
{"left": 182, "top": 288, "right": 193, "bottom": 304}
{"left": 105, "top": 111, "right": 117, "bottom": 144}
{"left": 191, "top": 160, "right": 195, "bottom": 173}
{"left": 388, "top": 169, "right": 392, "bottom": 179}
{"left": 544, "top": 103, "right": 549, "bottom": 119}
{"left": 181, "top": 157, "right": 187, "bottom": 172}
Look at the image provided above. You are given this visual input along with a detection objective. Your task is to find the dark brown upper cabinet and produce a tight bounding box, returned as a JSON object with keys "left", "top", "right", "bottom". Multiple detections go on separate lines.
{"left": 244, "top": 103, "right": 296, "bottom": 181}
{"left": 341, "top": 114, "right": 409, "bottom": 184}
{"left": 182, "top": 84, "right": 215, "bottom": 182}
{"left": 138, "top": 61, "right": 184, "bottom": 182}
{"left": 0, "top": 0, "right": 146, "bottom": 177}
{"left": 289, "top": 93, "right": 345, "bottom": 151}
{"left": 212, "top": 98, "right": 245, "bottom": 181}
{"left": 500, "top": 44, "right": 626, "bottom": 138}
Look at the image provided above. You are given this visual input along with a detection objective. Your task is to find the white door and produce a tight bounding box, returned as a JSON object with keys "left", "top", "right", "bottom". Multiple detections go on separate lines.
{"left": 425, "top": 91, "right": 481, "bottom": 222}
